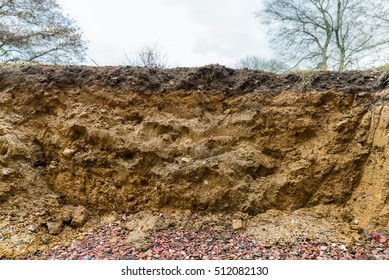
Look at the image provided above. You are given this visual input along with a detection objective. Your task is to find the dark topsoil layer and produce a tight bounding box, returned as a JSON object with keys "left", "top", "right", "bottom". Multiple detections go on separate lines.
{"left": 0, "top": 64, "right": 388, "bottom": 94}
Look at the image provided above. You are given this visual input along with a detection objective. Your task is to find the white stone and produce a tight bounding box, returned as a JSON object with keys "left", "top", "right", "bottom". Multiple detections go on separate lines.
{"left": 180, "top": 157, "right": 191, "bottom": 163}
{"left": 62, "top": 147, "right": 76, "bottom": 157}
{"left": 1, "top": 168, "right": 13, "bottom": 176}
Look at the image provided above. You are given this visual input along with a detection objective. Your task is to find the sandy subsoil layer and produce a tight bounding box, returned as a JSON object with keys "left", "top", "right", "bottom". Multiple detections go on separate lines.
{"left": 1, "top": 64, "right": 388, "bottom": 260}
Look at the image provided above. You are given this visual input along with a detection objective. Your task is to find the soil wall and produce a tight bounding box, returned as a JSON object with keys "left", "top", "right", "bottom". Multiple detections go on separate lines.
{"left": 0, "top": 64, "right": 388, "bottom": 230}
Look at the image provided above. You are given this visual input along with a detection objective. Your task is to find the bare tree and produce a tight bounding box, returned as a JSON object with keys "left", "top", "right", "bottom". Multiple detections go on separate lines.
{"left": 0, "top": 0, "right": 87, "bottom": 64}
{"left": 235, "top": 55, "right": 288, "bottom": 73}
{"left": 257, "top": 0, "right": 389, "bottom": 71}
{"left": 124, "top": 43, "right": 168, "bottom": 68}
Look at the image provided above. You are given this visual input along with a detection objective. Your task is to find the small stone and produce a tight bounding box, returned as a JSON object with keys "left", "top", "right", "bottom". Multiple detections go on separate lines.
{"left": 379, "top": 236, "right": 387, "bottom": 243}
{"left": 1, "top": 168, "right": 13, "bottom": 177}
{"left": 349, "top": 249, "right": 357, "bottom": 255}
{"left": 62, "top": 147, "right": 76, "bottom": 157}
{"left": 70, "top": 205, "right": 89, "bottom": 228}
{"left": 310, "top": 93, "right": 323, "bottom": 105}
{"left": 46, "top": 221, "right": 63, "bottom": 235}
{"left": 125, "top": 229, "right": 151, "bottom": 251}
{"left": 101, "top": 214, "right": 117, "bottom": 224}
{"left": 357, "top": 92, "right": 368, "bottom": 97}
{"left": 180, "top": 157, "right": 191, "bottom": 163}
{"left": 27, "top": 225, "right": 36, "bottom": 233}
{"left": 320, "top": 246, "right": 328, "bottom": 251}
{"left": 232, "top": 219, "right": 244, "bottom": 230}
{"left": 49, "top": 161, "right": 58, "bottom": 169}
{"left": 109, "top": 77, "right": 119, "bottom": 85}
{"left": 370, "top": 232, "right": 380, "bottom": 240}
{"left": 184, "top": 209, "right": 192, "bottom": 216}
{"left": 339, "top": 244, "right": 346, "bottom": 251}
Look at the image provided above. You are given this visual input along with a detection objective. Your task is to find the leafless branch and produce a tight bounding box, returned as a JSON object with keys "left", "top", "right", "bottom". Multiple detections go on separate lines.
{"left": 0, "top": 0, "right": 87, "bottom": 64}
{"left": 258, "top": 0, "right": 389, "bottom": 71}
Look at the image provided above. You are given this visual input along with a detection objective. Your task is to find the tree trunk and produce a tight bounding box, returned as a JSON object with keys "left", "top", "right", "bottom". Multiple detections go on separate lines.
{"left": 321, "top": 55, "right": 328, "bottom": 71}
{"left": 338, "top": 48, "right": 346, "bottom": 71}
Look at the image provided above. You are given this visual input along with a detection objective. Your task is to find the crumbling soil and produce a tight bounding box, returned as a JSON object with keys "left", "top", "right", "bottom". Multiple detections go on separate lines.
{"left": 0, "top": 63, "right": 388, "bottom": 259}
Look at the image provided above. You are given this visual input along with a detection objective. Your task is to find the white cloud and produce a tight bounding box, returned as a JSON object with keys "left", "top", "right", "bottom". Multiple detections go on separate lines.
{"left": 57, "top": 0, "right": 271, "bottom": 66}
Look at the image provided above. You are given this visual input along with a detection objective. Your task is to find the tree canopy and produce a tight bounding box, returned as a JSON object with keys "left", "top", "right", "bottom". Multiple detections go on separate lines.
{"left": 257, "top": 0, "right": 389, "bottom": 71}
{"left": 0, "top": 0, "right": 87, "bottom": 64}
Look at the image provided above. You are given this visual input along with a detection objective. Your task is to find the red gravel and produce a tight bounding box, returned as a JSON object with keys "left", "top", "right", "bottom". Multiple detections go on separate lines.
{"left": 23, "top": 218, "right": 389, "bottom": 260}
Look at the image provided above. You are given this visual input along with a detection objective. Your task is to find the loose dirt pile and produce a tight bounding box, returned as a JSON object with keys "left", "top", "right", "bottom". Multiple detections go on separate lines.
{"left": 0, "top": 63, "right": 388, "bottom": 259}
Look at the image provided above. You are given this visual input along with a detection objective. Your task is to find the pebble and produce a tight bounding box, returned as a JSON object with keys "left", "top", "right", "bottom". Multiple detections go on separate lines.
{"left": 19, "top": 215, "right": 389, "bottom": 261}
{"left": 46, "top": 221, "right": 63, "bottom": 235}
{"left": 27, "top": 225, "right": 36, "bottom": 233}
{"left": 232, "top": 219, "right": 243, "bottom": 230}
{"left": 1, "top": 168, "right": 13, "bottom": 176}
{"left": 70, "top": 205, "right": 89, "bottom": 228}
{"left": 62, "top": 148, "right": 76, "bottom": 157}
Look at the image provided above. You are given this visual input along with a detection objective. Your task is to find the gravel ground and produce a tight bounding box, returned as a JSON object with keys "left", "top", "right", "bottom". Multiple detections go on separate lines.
{"left": 21, "top": 216, "right": 389, "bottom": 260}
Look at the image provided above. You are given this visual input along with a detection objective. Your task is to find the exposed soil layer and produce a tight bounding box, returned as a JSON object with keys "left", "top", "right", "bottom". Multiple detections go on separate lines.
{"left": 0, "top": 63, "right": 388, "bottom": 259}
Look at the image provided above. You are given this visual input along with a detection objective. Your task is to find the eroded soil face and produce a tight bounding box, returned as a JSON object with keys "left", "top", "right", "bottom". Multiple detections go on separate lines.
{"left": 0, "top": 64, "right": 388, "bottom": 259}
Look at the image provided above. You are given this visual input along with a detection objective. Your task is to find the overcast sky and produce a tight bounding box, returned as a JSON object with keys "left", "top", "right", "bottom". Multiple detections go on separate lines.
{"left": 56, "top": 0, "right": 271, "bottom": 67}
